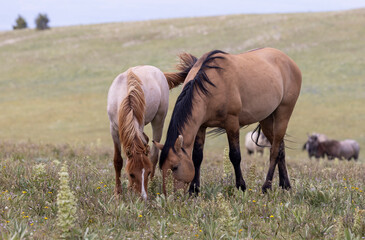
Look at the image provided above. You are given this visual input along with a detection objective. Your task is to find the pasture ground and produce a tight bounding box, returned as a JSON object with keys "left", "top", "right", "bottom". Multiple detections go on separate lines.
{"left": 0, "top": 142, "right": 364, "bottom": 239}
{"left": 0, "top": 8, "right": 365, "bottom": 240}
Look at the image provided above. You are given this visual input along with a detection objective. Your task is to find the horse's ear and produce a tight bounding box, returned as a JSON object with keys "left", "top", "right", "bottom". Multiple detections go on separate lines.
{"left": 152, "top": 140, "right": 164, "bottom": 150}
{"left": 174, "top": 135, "right": 183, "bottom": 152}
{"left": 143, "top": 132, "right": 149, "bottom": 144}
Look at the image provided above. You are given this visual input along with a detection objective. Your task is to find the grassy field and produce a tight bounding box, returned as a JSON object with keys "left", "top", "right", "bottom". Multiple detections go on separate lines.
{"left": 0, "top": 142, "right": 364, "bottom": 239}
{"left": 0, "top": 8, "right": 365, "bottom": 239}
{"left": 0, "top": 9, "right": 364, "bottom": 156}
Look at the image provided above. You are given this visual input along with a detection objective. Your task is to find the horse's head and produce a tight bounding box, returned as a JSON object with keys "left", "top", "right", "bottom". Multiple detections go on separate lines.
{"left": 154, "top": 135, "right": 195, "bottom": 194}
{"left": 125, "top": 143, "right": 152, "bottom": 200}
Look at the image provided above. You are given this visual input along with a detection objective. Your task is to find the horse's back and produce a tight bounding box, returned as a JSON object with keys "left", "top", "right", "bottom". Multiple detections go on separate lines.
{"left": 211, "top": 48, "right": 301, "bottom": 125}
{"left": 107, "top": 65, "right": 169, "bottom": 127}
{"left": 132, "top": 66, "right": 169, "bottom": 124}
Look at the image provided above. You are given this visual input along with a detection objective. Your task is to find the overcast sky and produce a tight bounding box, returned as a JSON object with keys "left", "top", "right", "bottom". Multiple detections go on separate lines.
{"left": 1, "top": 0, "right": 364, "bottom": 31}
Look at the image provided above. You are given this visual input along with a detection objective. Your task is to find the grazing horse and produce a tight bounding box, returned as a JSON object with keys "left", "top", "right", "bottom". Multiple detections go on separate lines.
{"left": 303, "top": 133, "right": 328, "bottom": 159}
{"left": 245, "top": 130, "right": 271, "bottom": 156}
{"left": 107, "top": 57, "right": 197, "bottom": 199}
{"left": 309, "top": 135, "right": 360, "bottom": 160}
{"left": 154, "top": 48, "right": 302, "bottom": 194}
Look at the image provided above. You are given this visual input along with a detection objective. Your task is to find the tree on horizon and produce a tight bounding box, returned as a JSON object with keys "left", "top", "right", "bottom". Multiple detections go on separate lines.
{"left": 13, "top": 15, "right": 28, "bottom": 30}
{"left": 35, "top": 13, "right": 50, "bottom": 30}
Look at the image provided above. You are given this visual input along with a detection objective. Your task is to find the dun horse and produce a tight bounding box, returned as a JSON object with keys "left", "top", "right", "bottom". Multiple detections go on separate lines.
{"left": 154, "top": 48, "right": 302, "bottom": 194}
{"left": 107, "top": 56, "right": 196, "bottom": 199}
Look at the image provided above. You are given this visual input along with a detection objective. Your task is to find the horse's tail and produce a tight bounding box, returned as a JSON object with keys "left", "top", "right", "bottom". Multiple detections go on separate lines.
{"left": 118, "top": 69, "right": 145, "bottom": 153}
{"left": 164, "top": 53, "right": 198, "bottom": 89}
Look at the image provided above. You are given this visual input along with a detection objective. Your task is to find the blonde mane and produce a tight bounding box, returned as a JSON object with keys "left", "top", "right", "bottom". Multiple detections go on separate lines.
{"left": 118, "top": 69, "right": 146, "bottom": 158}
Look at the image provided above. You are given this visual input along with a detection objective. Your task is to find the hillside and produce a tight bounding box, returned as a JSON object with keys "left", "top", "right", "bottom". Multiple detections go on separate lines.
{"left": 0, "top": 9, "right": 364, "bottom": 160}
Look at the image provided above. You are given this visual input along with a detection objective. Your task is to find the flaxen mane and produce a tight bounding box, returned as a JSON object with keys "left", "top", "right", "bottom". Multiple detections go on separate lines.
{"left": 159, "top": 50, "right": 226, "bottom": 168}
{"left": 118, "top": 69, "right": 146, "bottom": 159}
{"left": 164, "top": 53, "right": 198, "bottom": 89}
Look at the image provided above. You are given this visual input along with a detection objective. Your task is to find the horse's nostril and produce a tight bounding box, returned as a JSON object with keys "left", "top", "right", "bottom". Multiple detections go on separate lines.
{"left": 172, "top": 166, "right": 178, "bottom": 171}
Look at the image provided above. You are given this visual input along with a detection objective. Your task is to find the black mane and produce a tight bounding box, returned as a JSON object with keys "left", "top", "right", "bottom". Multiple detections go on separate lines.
{"left": 159, "top": 50, "right": 226, "bottom": 168}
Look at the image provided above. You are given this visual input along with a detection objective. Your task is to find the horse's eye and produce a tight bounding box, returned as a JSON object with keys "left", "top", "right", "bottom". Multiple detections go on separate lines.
{"left": 171, "top": 166, "right": 178, "bottom": 171}
{"left": 130, "top": 173, "right": 135, "bottom": 179}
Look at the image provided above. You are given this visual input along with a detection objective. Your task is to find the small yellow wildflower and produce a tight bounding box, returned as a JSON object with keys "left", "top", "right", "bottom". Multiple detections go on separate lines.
{"left": 355, "top": 187, "right": 359, "bottom": 190}
{"left": 280, "top": 202, "right": 283, "bottom": 205}
{"left": 344, "top": 187, "right": 347, "bottom": 189}
{"left": 352, "top": 187, "right": 355, "bottom": 189}
{"left": 157, "top": 192, "right": 160, "bottom": 195}
{"left": 239, "top": 229, "right": 243, "bottom": 233}
{"left": 252, "top": 200, "right": 256, "bottom": 203}
{"left": 30, "top": 223, "right": 34, "bottom": 226}
{"left": 138, "top": 214, "right": 142, "bottom": 218}
{"left": 3, "top": 166, "right": 5, "bottom": 168}
{"left": 270, "top": 215, "right": 274, "bottom": 218}
{"left": 360, "top": 190, "right": 363, "bottom": 193}
{"left": 199, "top": 229, "right": 202, "bottom": 232}
{"left": 104, "top": 185, "right": 107, "bottom": 187}
{"left": 248, "top": 189, "right": 252, "bottom": 191}
{"left": 6, "top": 220, "right": 10, "bottom": 223}
{"left": 195, "top": 234, "right": 199, "bottom": 237}
{"left": 22, "top": 191, "right": 27, "bottom": 194}
{"left": 8, "top": 197, "right": 11, "bottom": 200}
{"left": 44, "top": 217, "right": 48, "bottom": 220}
{"left": 97, "top": 187, "right": 101, "bottom": 190}
{"left": 343, "top": 178, "right": 346, "bottom": 180}
{"left": 48, "top": 191, "right": 53, "bottom": 194}
{"left": 21, "top": 211, "right": 25, "bottom": 215}
{"left": 44, "top": 206, "right": 49, "bottom": 209}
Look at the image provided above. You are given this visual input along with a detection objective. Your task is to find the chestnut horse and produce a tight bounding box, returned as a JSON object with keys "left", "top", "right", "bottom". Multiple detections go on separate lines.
{"left": 107, "top": 55, "right": 197, "bottom": 199}
{"left": 154, "top": 48, "right": 302, "bottom": 194}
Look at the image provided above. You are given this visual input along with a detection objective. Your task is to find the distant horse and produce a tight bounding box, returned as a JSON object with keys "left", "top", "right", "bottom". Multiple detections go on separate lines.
{"left": 303, "top": 133, "right": 328, "bottom": 159}
{"left": 107, "top": 55, "right": 197, "bottom": 199}
{"left": 245, "top": 130, "right": 271, "bottom": 156}
{"left": 154, "top": 48, "right": 302, "bottom": 194}
{"left": 309, "top": 135, "right": 360, "bottom": 160}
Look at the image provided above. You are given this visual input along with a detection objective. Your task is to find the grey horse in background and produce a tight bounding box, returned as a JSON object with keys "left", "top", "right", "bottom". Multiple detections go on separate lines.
{"left": 245, "top": 131, "right": 271, "bottom": 155}
{"left": 306, "top": 135, "right": 360, "bottom": 161}
{"left": 303, "top": 133, "right": 328, "bottom": 159}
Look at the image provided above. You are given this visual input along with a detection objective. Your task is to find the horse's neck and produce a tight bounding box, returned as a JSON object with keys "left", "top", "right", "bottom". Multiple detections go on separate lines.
{"left": 180, "top": 108, "right": 206, "bottom": 152}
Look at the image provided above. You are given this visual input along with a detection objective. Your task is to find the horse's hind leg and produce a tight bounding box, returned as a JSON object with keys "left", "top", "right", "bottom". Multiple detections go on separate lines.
{"left": 189, "top": 126, "right": 206, "bottom": 195}
{"left": 225, "top": 116, "right": 246, "bottom": 191}
{"left": 111, "top": 126, "right": 123, "bottom": 195}
{"left": 260, "top": 113, "right": 291, "bottom": 193}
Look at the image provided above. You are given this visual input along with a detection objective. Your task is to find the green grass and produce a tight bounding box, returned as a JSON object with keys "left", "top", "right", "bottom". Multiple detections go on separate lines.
{"left": 0, "top": 142, "right": 364, "bottom": 239}
{"left": 0, "top": 9, "right": 365, "bottom": 159}
{"left": 1, "top": 8, "right": 365, "bottom": 239}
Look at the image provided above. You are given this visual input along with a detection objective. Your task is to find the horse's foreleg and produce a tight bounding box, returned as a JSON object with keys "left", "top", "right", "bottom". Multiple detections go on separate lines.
{"left": 150, "top": 114, "right": 165, "bottom": 178}
{"left": 226, "top": 117, "right": 246, "bottom": 191}
{"left": 189, "top": 126, "right": 206, "bottom": 195}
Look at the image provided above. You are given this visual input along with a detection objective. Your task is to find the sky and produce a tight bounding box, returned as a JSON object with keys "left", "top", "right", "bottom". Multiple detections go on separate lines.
{"left": 1, "top": 0, "right": 364, "bottom": 31}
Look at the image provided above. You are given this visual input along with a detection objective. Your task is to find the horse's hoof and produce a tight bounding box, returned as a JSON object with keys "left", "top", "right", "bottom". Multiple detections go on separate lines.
{"left": 279, "top": 182, "right": 291, "bottom": 190}
{"left": 237, "top": 184, "right": 246, "bottom": 192}
{"left": 114, "top": 186, "right": 122, "bottom": 196}
{"left": 262, "top": 182, "right": 272, "bottom": 193}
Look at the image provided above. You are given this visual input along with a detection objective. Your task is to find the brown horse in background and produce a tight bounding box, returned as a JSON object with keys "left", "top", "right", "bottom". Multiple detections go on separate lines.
{"left": 154, "top": 48, "right": 302, "bottom": 194}
{"left": 107, "top": 54, "right": 197, "bottom": 199}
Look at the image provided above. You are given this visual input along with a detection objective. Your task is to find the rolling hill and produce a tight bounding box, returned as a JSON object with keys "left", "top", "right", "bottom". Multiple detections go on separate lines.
{"left": 0, "top": 8, "right": 364, "bottom": 160}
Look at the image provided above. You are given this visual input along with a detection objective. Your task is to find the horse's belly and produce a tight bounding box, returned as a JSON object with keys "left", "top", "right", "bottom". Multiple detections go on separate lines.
{"left": 238, "top": 103, "right": 279, "bottom": 125}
